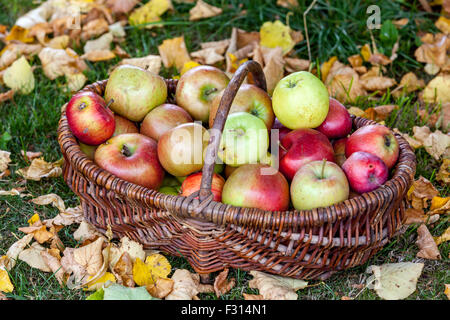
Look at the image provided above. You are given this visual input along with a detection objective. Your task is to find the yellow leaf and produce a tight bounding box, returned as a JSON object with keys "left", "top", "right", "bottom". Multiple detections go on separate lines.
{"left": 445, "top": 284, "right": 450, "bottom": 300}
{"left": 360, "top": 44, "right": 372, "bottom": 61}
{"left": 83, "top": 272, "right": 116, "bottom": 291}
{"left": 181, "top": 61, "right": 201, "bottom": 76}
{"left": 28, "top": 213, "right": 40, "bottom": 226}
{"left": 320, "top": 56, "right": 338, "bottom": 82}
{"left": 157, "top": 36, "right": 191, "bottom": 72}
{"left": 132, "top": 257, "right": 153, "bottom": 286}
{"left": 260, "top": 20, "right": 295, "bottom": 55}
{"left": 430, "top": 196, "right": 449, "bottom": 212}
{"left": 129, "top": 0, "right": 173, "bottom": 28}
{"left": 434, "top": 226, "right": 450, "bottom": 246}
{"left": 3, "top": 56, "right": 35, "bottom": 94}
{"left": 0, "top": 268, "right": 13, "bottom": 293}
{"left": 5, "top": 25, "right": 34, "bottom": 43}
{"left": 423, "top": 73, "right": 450, "bottom": 104}
{"left": 435, "top": 16, "right": 450, "bottom": 35}
{"left": 145, "top": 253, "right": 171, "bottom": 279}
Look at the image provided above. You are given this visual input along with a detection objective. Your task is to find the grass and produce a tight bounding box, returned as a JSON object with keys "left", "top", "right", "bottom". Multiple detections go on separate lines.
{"left": 0, "top": 0, "right": 449, "bottom": 300}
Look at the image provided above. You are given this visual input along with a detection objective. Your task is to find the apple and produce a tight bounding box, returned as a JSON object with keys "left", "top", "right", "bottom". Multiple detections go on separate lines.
{"left": 113, "top": 114, "right": 139, "bottom": 136}
{"left": 158, "top": 186, "right": 179, "bottom": 195}
{"left": 105, "top": 64, "right": 167, "bottom": 122}
{"left": 333, "top": 137, "right": 347, "bottom": 167}
{"left": 94, "top": 133, "right": 164, "bottom": 189}
{"left": 218, "top": 112, "right": 269, "bottom": 167}
{"left": 316, "top": 97, "right": 352, "bottom": 139}
{"left": 181, "top": 172, "right": 225, "bottom": 202}
{"left": 79, "top": 142, "right": 97, "bottom": 160}
{"left": 345, "top": 124, "right": 399, "bottom": 169}
{"left": 342, "top": 151, "right": 389, "bottom": 194}
{"left": 209, "top": 84, "right": 274, "bottom": 129}
{"left": 272, "top": 71, "right": 329, "bottom": 130}
{"left": 279, "top": 128, "right": 335, "bottom": 180}
{"left": 175, "top": 65, "right": 229, "bottom": 122}
{"left": 224, "top": 165, "right": 238, "bottom": 178}
{"left": 272, "top": 117, "right": 291, "bottom": 141}
{"left": 66, "top": 91, "right": 115, "bottom": 145}
{"left": 157, "top": 122, "right": 209, "bottom": 177}
{"left": 140, "top": 103, "right": 193, "bottom": 141}
{"left": 222, "top": 164, "right": 290, "bottom": 211}
{"left": 290, "top": 160, "right": 349, "bottom": 210}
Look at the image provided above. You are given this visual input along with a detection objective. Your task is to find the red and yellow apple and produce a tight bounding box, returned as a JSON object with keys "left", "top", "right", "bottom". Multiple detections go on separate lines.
{"left": 272, "top": 71, "right": 329, "bottom": 129}
{"left": 105, "top": 64, "right": 167, "bottom": 122}
{"left": 342, "top": 151, "right": 389, "bottom": 194}
{"left": 94, "top": 133, "right": 164, "bottom": 189}
{"left": 279, "top": 128, "right": 335, "bottom": 180}
{"left": 222, "top": 164, "right": 290, "bottom": 211}
{"left": 157, "top": 122, "right": 210, "bottom": 177}
{"left": 345, "top": 124, "right": 399, "bottom": 169}
{"left": 290, "top": 160, "right": 349, "bottom": 210}
{"left": 316, "top": 97, "right": 352, "bottom": 139}
{"left": 181, "top": 172, "right": 225, "bottom": 202}
{"left": 113, "top": 114, "right": 139, "bottom": 136}
{"left": 209, "top": 84, "right": 274, "bottom": 129}
{"left": 66, "top": 91, "right": 115, "bottom": 145}
{"left": 140, "top": 103, "right": 193, "bottom": 141}
{"left": 175, "top": 65, "right": 229, "bottom": 122}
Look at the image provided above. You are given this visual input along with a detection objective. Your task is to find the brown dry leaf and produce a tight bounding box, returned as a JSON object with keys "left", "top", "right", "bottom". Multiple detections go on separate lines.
{"left": 276, "top": 0, "right": 298, "bottom": 7}
{"left": 73, "top": 221, "right": 102, "bottom": 243}
{"left": 113, "top": 45, "right": 130, "bottom": 59}
{"left": 365, "top": 104, "right": 398, "bottom": 121}
{"left": 158, "top": 36, "right": 190, "bottom": 72}
{"left": 200, "top": 38, "right": 230, "bottom": 53}
{"left": 46, "top": 35, "right": 70, "bottom": 49}
{"left": 190, "top": 47, "right": 224, "bottom": 65}
{"left": 393, "top": 18, "right": 409, "bottom": 27}
{"left": 214, "top": 268, "right": 236, "bottom": 298}
{"left": 404, "top": 208, "right": 439, "bottom": 225}
{"left": 38, "top": 47, "right": 88, "bottom": 80}
{"left": 106, "top": 0, "right": 139, "bottom": 14}
{"left": 40, "top": 249, "right": 65, "bottom": 285}
{"left": 112, "top": 252, "right": 135, "bottom": 287}
{"left": 81, "top": 18, "right": 109, "bottom": 41}
{"left": 165, "top": 269, "right": 213, "bottom": 300}
{"left": 19, "top": 220, "right": 55, "bottom": 244}
{"left": 16, "top": 158, "right": 62, "bottom": 181}
{"left": 0, "top": 234, "right": 33, "bottom": 271}
{"left": 436, "top": 158, "right": 450, "bottom": 184}
{"left": 109, "top": 236, "right": 146, "bottom": 267}
{"left": 422, "top": 73, "right": 450, "bottom": 104}
{"left": 368, "top": 53, "right": 392, "bottom": 66}
{"left": 18, "top": 242, "right": 51, "bottom": 272}
{"left": 0, "top": 150, "right": 11, "bottom": 177}
{"left": 359, "top": 66, "right": 396, "bottom": 92}
{"left": 416, "top": 224, "right": 441, "bottom": 260}
{"left": 407, "top": 176, "right": 439, "bottom": 210}
{"left": 243, "top": 293, "right": 264, "bottom": 300}
{"left": 393, "top": 72, "right": 425, "bottom": 97}
{"left": 284, "top": 57, "right": 310, "bottom": 73}
{"left": 21, "top": 150, "right": 42, "bottom": 161}
{"left": 0, "top": 43, "right": 42, "bottom": 70}
{"left": 0, "top": 90, "right": 14, "bottom": 103}
{"left": 347, "top": 54, "right": 363, "bottom": 68}
{"left": 248, "top": 271, "right": 307, "bottom": 300}
{"left": 412, "top": 126, "right": 450, "bottom": 160}
{"left": 435, "top": 16, "right": 450, "bottom": 34}
{"left": 81, "top": 50, "right": 116, "bottom": 62}
{"left": 325, "top": 60, "right": 367, "bottom": 103}
{"left": 189, "top": 0, "right": 222, "bottom": 21}
{"left": 31, "top": 193, "right": 65, "bottom": 212}
{"left": 393, "top": 128, "right": 423, "bottom": 149}
{"left": 414, "top": 33, "right": 449, "bottom": 68}
{"left": 83, "top": 32, "right": 113, "bottom": 54}
{"left": 260, "top": 46, "right": 285, "bottom": 94}
{"left": 0, "top": 188, "right": 30, "bottom": 197}
{"left": 43, "top": 205, "right": 84, "bottom": 228}
{"left": 366, "top": 262, "right": 424, "bottom": 300}
{"left": 146, "top": 277, "right": 174, "bottom": 299}
{"left": 118, "top": 55, "right": 162, "bottom": 74}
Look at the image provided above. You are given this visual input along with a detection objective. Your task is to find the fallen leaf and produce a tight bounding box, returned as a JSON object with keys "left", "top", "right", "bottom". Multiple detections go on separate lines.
{"left": 416, "top": 224, "right": 441, "bottom": 260}
{"left": 407, "top": 176, "right": 439, "bottom": 210}
{"left": 429, "top": 196, "right": 450, "bottom": 215}
{"left": 276, "top": 0, "right": 298, "bottom": 8}
{"left": 261, "top": 46, "right": 285, "bottom": 94}
{"left": 393, "top": 72, "right": 425, "bottom": 97}
{"left": 108, "top": 22, "right": 126, "bottom": 38}
{"left": 165, "top": 269, "right": 211, "bottom": 300}
{"left": 366, "top": 262, "right": 424, "bottom": 300}
{"left": 0, "top": 234, "right": 33, "bottom": 271}
{"left": 393, "top": 128, "right": 423, "bottom": 149}
{"left": 422, "top": 73, "right": 450, "bottom": 104}
{"left": 360, "top": 44, "right": 372, "bottom": 61}
{"left": 284, "top": 57, "right": 310, "bottom": 72}
{"left": 359, "top": 67, "right": 396, "bottom": 92}
{"left": 445, "top": 284, "right": 450, "bottom": 300}
{"left": 84, "top": 32, "right": 113, "bottom": 54}
{"left": 368, "top": 53, "right": 392, "bottom": 66}
{"left": 46, "top": 35, "right": 70, "bottom": 49}
{"left": 43, "top": 205, "right": 84, "bottom": 228}
{"left": 21, "top": 150, "right": 42, "bottom": 161}
{"left": 213, "top": 268, "right": 235, "bottom": 297}
{"left": 103, "top": 283, "right": 157, "bottom": 300}
{"left": 424, "top": 63, "right": 441, "bottom": 75}
{"left": 0, "top": 150, "right": 11, "bottom": 177}
{"left": 129, "top": 0, "right": 173, "bottom": 28}
{"left": 118, "top": 55, "right": 162, "bottom": 74}
{"left": 112, "top": 252, "right": 135, "bottom": 287}
{"left": 19, "top": 220, "right": 55, "bottom": 244}
{"left": 3, "top": 56, "right": 35, "bottom": 94}
{"left": 347, "top": 106, "right": 366, "bottom": 118}
{"left": 190, "top": 47, "right": 224, "bottom": 65}
{"left": 243, "top": 293, "right": 264, "bottom": 300}
{"left": 404, "top": 208, "right": 437, "bottom": 225}
{"left": 109, "top": 236, "right": 146, "bottom": 267}
{"left": 0, "top": 90, "right": 14, "bottom": 103}
{"left": 436, "top": 158, "right": 450, "bottom": 184}
{"left": 365, "top": 104, "right": 398, "bottom": 121}
{"left": 434, "top": 226, "right": 450, "bottom": 245}
{"left": 146, "top": 277, "right": 174, "bottom": 299}
{"left": 0, "top": 43, "right": 42, "bottom": 69}
{"left": 158, "top": 36, "right": 190, "bottom": 71}
{"left": 0, "top": 268, "right": 13, "bottom": 293}
{"left": 260, "top": 20, "right": 301, "bottom": 55}
{"left": 38, "top": 47, "right": 88, "bottom": 80}
{"left": 180, "top": 60, "right": 201, "bottom": 76}
{"left": 5, "top": 25, "right": 34, "bottom": 43}
{"left": 16, "top": 158, "right": 63, "bottom": 181}
{"left": 66, "top": 72, "right": 87, "bottom": 92}
{"left": 18, "top": 242, "right": 51, "bottom": 272}
{"left": 0, "top": 188, "right": 30, "bottom": 197}
{"left": 106, "top": 0, "right": 139, "bottom": 14}
{"left": 414, "top": 33, "right": 449, "bottom": 68}
{"left": 73, "top": 221, "right": 102, "bottom": 242}
{"left": 412, "top": 126, "right": 450, "bottom": 160}
{"left": 81, "top": 50, "right": 116, "bottom": 62}
{"left": 392, "top": 18, "right": 409, "bottom": 27}
{"left": 435, "top": 16, "right": 450, "bottom": 34}
{"left": 347, "top": 54, "right": 363, "bottom": 68}
{"left": 84, "top": 272, "right": 116, "bottom": 291}
{"left": 325, "top": 60, "right": 367, "bottom": 103}
{"left": 81, "top": 18, "right": 109, "bottom": 41}
{"left": 189, "top": 0, "right": 222, "bottom": 21}
{"left": 31, "top": 193, "right": 66, "bottom": 212}
{"left": 248, "top": 271, "right": 307, "bottom": 300}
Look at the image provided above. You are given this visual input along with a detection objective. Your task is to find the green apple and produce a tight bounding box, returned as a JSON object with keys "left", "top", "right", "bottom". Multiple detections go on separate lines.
{"left": 105, "top": 64, "right": 167, "bottom": 122}
{"left": 272, "top": 71, "right": 329, "bottom": 129}
{"left": 218, "top": 112, "right": 269, "bottom": 167}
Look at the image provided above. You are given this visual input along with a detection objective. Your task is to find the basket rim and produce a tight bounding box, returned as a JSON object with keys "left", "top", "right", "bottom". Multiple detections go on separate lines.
{"left": 57, "top": 78, "right": 417, "bottom": 229}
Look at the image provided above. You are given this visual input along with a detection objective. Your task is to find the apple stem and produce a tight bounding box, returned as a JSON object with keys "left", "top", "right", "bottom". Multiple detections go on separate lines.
{"left": 204, "top": 87, "right": 218, "bottom": 96}
{"left": 121, "top": 144, "right": 132, "bottom": 157}
{"left": 105, "top": 98, "right": 114, "bottom": 109}
{"left": 321, "top": 158, "right": 327, "bottom": 179}
{"left": 278, "top": 141, "right": 288, "bottom": 153}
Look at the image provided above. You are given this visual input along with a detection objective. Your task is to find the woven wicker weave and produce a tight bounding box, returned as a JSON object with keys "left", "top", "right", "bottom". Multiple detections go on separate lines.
{"left": 57, "top": 61, "right": 416, "bottom": 280}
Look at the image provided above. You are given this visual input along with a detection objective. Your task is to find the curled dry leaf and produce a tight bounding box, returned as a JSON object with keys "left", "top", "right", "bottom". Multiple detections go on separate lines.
{"left": 0, "top": 234, "right": 33, "bottom": 271}
{"left": 284, "top": 57, "right": 310, "bottom": 73}
{"left": 347, "top": 54, "right": 363, "bottom": 68}
{"left": 43, "top": 205, "right": 84, "bottom": 228}
{"left": 422, "top": 73, "right": 450, "bottom": 104}
{"left": 325, "top": 60, "right": 367, "bottom": 103}
{"left": 393, "top": 128, "right": 422, "bottom": 149}
{"left": 84, "top": 33, "right": 113, "bottom": 54}
{"left": 248, "top": 271, "right": 307, "bottom": 300}
{"left": 191, "top": 47, "right": 224, "bottom": 65}
{"left": 359, "top": 67, "right": 396, "bottom": 92}
{"left": 118, "top": 55, "right": 162, "bottom": 74}
{"left": 435, "top": 16, "right": 450, "bottom": 34}
{"left": 0, "top": 188, "right": 30, "bottom": 197}
{"left": 31, "top": 193, "right": 65, "bottom": 212}
{"left": 16, "top": 158, "right": 63, "bottom": 181}
{"left": 106, "top": 0, "right": 139, "bottom": 14}
{"left": 81, "top": 18, "right": 109, "bottom": 41}
{"left": 407, "top": 176, "right": 439, "bottom": 210}
{"left": 38, "top": 47, "right": 88, "bottom": 80}
{"left": 189, "top": 0, "right": 222, "bottom": 21}
{"left": 368, "top": 53, "right": 392, "bottom": 66}
{"left": 0, "top": 43, "right": 42, "bottom": 70}
{"left": 243, "top": 293, "right": 264, "bottom": 300}
{"left": 3, "top": 56, "right": 35, "bottom": 94}
{"left": 158, "top": 36, "right": 190, "bottom": 71}
{"left": 21, "top": 150, "right": 43, "bottom": 161}
{"left": 414, "top": 33, "right": 449, "bottom": 68}
{"left": 366, "top": 262, "right": 424, "bottom": 300}
{"left": 109, "top": 236, "right": 146, "bottom": 267}
{"left": 416, "top": 224, "right": 441, "bottom": 260}
{"left": 18, "top": 242, "right": 51, "bottom": 272}
{"left": 40, "top": 249, "right": 65, "bottom": 285}
{"left": 393, "top": 72, "right": 425, "bottom": 97}
{"left": 0, "top": 150, "right": 11, "bottom": 177}
{"left": 364, "top": 104, "right": 398, "bottom": 121}
{"left": 261, "top": 46, "right": 285, "bottom": 94}
{"left": 18, "top": 219, "right": 55, "bottom": 244}
{"left": 81, "top": 50, "right": 116, "bottom": 62}
{"left": 165, "top": 269, "right": 213, "bottom": 300}
{"left": 412, "top": 126, "right": 450, "bottom": 160}
{"left": 214, "top": 268, "right": 236, "bottom": 298}
{"left": 429, "top": 196, "right": 450, "bottom": 215}
{"left": 112, "top": 252, "right": 135, "bottom": 287}
{"left": 436, "top": 158, "right": 450, "bottom": 184}
{"left": 146, "top": 277, "right": 174, "bottom": 299}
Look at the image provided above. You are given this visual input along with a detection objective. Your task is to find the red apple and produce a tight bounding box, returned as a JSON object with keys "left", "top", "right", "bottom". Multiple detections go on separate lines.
{"left": 272, "top": 117, "right": 291, "bottom": 142}
{"left": 279, "top": 128, "right": 335, "bottom": 180}
{"left": 113, "top": 114, "right": 139, "bottom": 137}
{"left": 333, "top": 137, "right": 347, "bottom": 167}
{"left": 290, "top": 160, "right": 349, "bottom": 210}
{"left": 140, "top": 103, "right": 193, "bottom": 141}
{"left": 181, "top": 172, "right": 225, "bottom": 202}
{"left": 175, "top": 65, "right": 230, "bottom": 122}
{"left": 157, "top": 122, "right": 210, "bottom": 177}
{"left": 94, "top": 133, "right": 164, "bottom": 189}
{"left": 346, "top": 124, "right": 399, "bottom": 169}
{"left": 342, "top": 151, "right": 389, "bottom": 194}
{"left": 222, "top": 164, "right": 290, "bottom": 211}
{"left": 66, "top": 91, "right": 115, "bottom": 145}
{"left": 315, "top": 97, "right": 352, "bottom": 139}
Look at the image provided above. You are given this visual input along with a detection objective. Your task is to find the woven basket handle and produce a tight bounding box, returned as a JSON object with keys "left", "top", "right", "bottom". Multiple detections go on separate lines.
{"left": 198, "top": 60, "right": 267, "bottom": 202}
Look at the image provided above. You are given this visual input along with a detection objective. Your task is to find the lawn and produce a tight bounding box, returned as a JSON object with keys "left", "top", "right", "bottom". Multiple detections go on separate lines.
{"left": 0, "top": 0, "right": 448, "bottom": 300}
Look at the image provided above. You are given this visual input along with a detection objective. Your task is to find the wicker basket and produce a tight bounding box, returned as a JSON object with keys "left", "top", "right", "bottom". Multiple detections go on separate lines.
{"left": 57, "top": 61, "right": 416, "bottom": 280}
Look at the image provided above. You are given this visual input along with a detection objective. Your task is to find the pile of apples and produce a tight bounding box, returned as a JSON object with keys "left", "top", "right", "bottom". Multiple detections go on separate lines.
{"left": 66, "top": 64, "right": 399, "bottom": 212}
